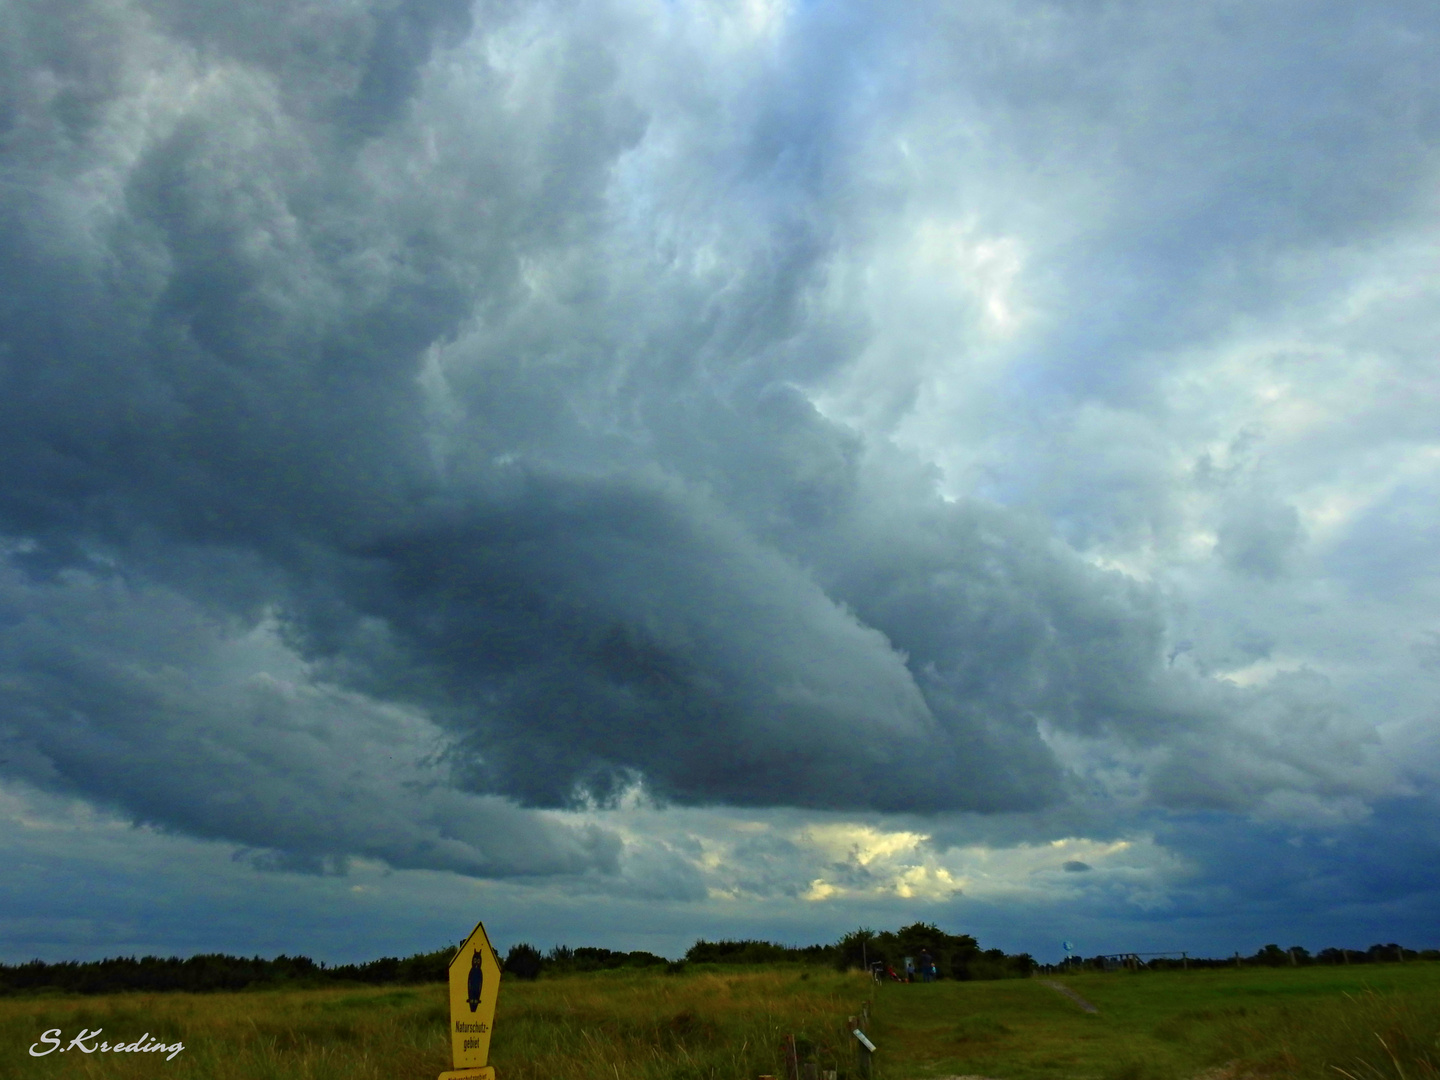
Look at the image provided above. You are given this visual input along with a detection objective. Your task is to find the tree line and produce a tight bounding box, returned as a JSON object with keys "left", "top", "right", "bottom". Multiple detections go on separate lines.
{"left": 499, "top": 923, "right": 1035, "bottom": 981}
{"left": 1056, "top": 942, "right": 1440, "bottom": 972}
{"left": 0, "top": 948, "right": 456, "bottom": 996}
{"left": 3, "top": 925, "right": 1434, "bottom": 995}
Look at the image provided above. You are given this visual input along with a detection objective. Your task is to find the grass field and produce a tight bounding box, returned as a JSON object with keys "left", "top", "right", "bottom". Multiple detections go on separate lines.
{"left": 2, "top": 962, "right": 1437, "bottom": 1080}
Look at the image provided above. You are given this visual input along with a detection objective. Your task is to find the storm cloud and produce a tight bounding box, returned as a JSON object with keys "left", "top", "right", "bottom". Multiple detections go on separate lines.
{"left": 2, "top": 0, "right": 1439, "bottom": 954}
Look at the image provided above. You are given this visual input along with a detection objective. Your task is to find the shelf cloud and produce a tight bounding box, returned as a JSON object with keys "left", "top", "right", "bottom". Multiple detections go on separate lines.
{"left": 3, "top": 0, "right": 1439, "bottom": 957}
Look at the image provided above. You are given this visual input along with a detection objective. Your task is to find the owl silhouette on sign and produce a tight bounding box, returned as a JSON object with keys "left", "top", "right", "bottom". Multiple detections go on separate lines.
{"left": 467, "top": 950, "right": 483, "bottom": 1012}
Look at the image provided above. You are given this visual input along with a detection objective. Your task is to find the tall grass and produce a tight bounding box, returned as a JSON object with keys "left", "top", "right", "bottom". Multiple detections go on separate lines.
{"left": 493, "top": 967, "right": 870, "bottom": 1080}
{"left": 3, "top": 960, "right": 1437, "bottom": 1080}
{"left": 0, "top": 985, "right": 449, "bottom": 1080}
{"left": 0, "top": 967, "right": 874, "bottom": 1080}
{"left": 1205, "top": 986, "right": 1440, "bottom": 1080}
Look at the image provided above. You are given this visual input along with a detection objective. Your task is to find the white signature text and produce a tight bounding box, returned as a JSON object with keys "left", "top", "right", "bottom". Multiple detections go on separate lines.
{"left": 29, "top": 1028, "right": 185, "bottom": 1060}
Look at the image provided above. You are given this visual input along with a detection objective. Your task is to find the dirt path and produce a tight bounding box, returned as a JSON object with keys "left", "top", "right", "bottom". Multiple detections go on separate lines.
{"left": 1039, "top": 980, "right": 1098, "bottom": 1013}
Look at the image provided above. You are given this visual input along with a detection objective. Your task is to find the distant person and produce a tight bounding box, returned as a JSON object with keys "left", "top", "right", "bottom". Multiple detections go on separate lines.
{"left": 904, "top": 956, "right": 915, "bottom": 982}
{"left": 919, "top": 949, "right": 935, "bottom": 982}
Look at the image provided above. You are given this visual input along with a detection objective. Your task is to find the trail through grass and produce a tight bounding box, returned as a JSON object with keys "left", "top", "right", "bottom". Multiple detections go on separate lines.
{"left": 871, "top": 964, "right": 1440, "bottom": 1080}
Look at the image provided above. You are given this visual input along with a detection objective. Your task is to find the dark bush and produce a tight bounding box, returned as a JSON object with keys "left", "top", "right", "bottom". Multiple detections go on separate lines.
{"left": 503, "top": 944, "right": 544, "bottom": 980}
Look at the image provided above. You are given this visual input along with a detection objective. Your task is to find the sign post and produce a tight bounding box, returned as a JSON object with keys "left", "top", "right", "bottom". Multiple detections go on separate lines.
{"left": 439, "top": 920, "right": 503, "bottom": 1080}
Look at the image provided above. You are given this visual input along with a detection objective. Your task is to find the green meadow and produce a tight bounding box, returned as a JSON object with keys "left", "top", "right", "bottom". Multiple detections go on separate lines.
{"left": 3, "top": 962, "right": 1437, "bottom": 1080}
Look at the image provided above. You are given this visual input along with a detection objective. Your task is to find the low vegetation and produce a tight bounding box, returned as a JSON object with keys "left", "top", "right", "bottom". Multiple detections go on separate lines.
{"left": 3, "top": 951, "right": 1437, "bottom": 1080}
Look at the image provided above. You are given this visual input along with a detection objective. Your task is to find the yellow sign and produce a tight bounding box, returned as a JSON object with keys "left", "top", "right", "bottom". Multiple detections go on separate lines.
{"left": 439, "top": 920, "right": 502, "bottom": 1080}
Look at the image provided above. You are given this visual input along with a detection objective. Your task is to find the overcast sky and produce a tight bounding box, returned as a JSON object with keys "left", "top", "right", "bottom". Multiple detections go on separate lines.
{"left": 3, "top": 0, "right": 1440, "bottom": 965}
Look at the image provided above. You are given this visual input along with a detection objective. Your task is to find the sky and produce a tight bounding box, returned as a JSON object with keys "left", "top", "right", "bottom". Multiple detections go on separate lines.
{"left": 2, "top": 0, "right": 1439, "bottom": 966}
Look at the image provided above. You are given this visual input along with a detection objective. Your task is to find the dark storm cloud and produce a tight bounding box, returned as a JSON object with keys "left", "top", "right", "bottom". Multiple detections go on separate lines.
{"left": 1153, "top": 798, "right": 1440, "bottom": 934}
{"left": 0, "top": 0, "right": 1427, "bottom": 888}
{"left": 0, "top": 0, "right": 653, "bottom": 869}
{"left": 0, "top": 557, "right": 619, "bottom": 876}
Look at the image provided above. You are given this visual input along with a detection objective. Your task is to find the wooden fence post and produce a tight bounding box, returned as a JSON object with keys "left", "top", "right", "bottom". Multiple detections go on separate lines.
{"left": 853, "top": 1029, "right": 876, "bottom": 1080}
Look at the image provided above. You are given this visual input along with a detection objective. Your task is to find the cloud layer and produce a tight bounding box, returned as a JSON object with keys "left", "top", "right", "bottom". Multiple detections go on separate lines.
{"left": 2, "top": 0, "right": 1439, "bottom": 952}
